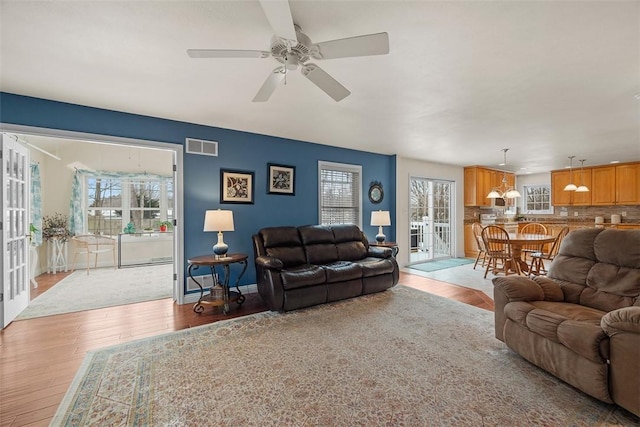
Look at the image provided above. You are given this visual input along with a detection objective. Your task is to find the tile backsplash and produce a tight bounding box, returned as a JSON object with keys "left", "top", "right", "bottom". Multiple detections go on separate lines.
{"left": 465, "top": 205, "right": 640, "bottom": 223}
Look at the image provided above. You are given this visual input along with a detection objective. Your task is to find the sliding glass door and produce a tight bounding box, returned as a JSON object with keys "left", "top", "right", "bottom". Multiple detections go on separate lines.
{"left": 408, "top": 177, "right": 453, "bottom": 264}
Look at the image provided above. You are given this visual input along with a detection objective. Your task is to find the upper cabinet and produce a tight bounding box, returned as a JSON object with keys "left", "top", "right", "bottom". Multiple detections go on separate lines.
{"left": 551, "top": 168, "right": 591, "bottom": 206}
{"left": 464, "top": 166, "right": 515, "bottom": 207}
{"left": 551, "top": 162, "right": 639, "bottom": 206}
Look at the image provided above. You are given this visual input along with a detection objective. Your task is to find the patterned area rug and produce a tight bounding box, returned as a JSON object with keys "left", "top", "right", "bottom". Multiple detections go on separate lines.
{"left": 409, "top": 257, "right": 475, "bottom": 273}
{"left": 52, "top": 286, "right": 637, "bottom": 426}
{"left": 17, "top": 264, "right": 173, "bottom": 320}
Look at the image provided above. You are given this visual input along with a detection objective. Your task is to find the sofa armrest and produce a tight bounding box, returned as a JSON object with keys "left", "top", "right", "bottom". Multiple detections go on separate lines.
{"left": 255, "top": 255, "right": 284, "bottom": 271}
{"left": 492, "top": 276, "right": 563, "bottom": 342}
{"left": 601, "top": 306, "right": 640, "bottom": 417}
{"left": 367, "top": 246, "right": 392, "bottom": 259}
{"left": 602, "top": 306, "right": 640, "bottom": 336}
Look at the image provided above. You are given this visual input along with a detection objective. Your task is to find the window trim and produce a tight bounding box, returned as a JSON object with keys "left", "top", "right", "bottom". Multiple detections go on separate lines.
{"left": 318, "top": 161, "right": 363, "bottom": 228}
{"left": 522, "top": 184, "right": 554, "bottom": 214}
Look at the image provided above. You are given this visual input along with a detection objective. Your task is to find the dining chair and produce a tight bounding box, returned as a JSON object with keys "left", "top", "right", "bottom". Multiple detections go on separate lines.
{"left": 471, "top": 222, "right": 487, "bottom": 269}
{"left": 529, "top": 226, "right": 570, "bottom": 277}
{"left": 481, "top": 225, "right": 520, "bottom": 278}
{"left": 519, "top": 222, "right": 548, "bottom": 261}
{"left": 71, "top": 234, "right": 117, "bottom": 275}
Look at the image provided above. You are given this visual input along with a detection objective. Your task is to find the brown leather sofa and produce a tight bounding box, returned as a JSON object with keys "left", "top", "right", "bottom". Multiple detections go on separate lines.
{"left": 252, "top": 224, "right": 399, "bottom": 312}
{"left": 493, "top": 228, "right": 640, "bottom": 417}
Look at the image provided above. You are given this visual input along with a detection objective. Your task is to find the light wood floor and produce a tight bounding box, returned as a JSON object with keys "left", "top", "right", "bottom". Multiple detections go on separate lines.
{"left": 0, "top": 271, "right": 493, "bottom": 427}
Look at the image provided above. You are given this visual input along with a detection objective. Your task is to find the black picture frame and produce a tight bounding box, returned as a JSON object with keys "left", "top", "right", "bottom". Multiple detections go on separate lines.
{"left": 267, "top": 163, "right": 295, "bottom": 196}
{"left": 220, "top": 169, "right": 255, "bottom": 204}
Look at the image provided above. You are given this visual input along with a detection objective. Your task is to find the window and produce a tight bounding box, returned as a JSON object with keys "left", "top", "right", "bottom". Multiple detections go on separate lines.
{"left": 523, "top": 185, "right": 553, "bottom": 214}
{"left": 318, "top": 161, "right": 362, "bottom": 227}
{"left": 86, "top": 176, "right": 173, "bottom": 235}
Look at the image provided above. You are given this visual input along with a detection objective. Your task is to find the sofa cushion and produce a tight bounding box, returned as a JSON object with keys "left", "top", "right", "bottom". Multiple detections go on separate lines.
{"left": 353, "top": 257, "right": 395, "bottom": 277}
{"left": 548, "top": 229, "right": 640, "bottom": 312}
{"left": 336, "top": 241, "right": 367, "bottom": 261}
{"left": 322, "top": 261, "right": 362, "bottom": 283}
{"left": 332, "top": 224, "right": 364, "bottom": 243}
{"left": 505, "top": 301, "right": 607, "bottom": 363}
{"left": 280, "top": 265, "right": 326, "bottom": 290}
{"left": 260, "top": 226, "right": 302, "bottom": 248}
{"left": 266, "top": 246, "right": 306, "bottom": 268}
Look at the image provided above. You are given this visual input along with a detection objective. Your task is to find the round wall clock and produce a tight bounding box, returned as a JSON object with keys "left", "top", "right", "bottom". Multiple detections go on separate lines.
{"left": 368, "top": 182, "right": 384, "bottom": 204}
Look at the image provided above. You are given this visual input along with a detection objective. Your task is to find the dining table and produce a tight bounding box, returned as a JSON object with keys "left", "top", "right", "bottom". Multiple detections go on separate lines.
{"left": 487, "top": 232, "right": 556, "bottom": 274}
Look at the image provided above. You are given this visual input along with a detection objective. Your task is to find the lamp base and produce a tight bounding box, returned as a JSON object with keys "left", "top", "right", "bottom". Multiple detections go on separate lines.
{"left": 375, "top": 233, "right": 386, "bottom": 243}
{"left": 213, "top": 231, "right": 229, "bottom": 258}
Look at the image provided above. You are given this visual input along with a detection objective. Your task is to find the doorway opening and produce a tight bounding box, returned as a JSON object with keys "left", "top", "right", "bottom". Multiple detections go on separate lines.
{"left": 408, "top": 177, "right": 454, "bottom": 264}
{"left": 2, "top": 125, "right": 183, "bottom": 324}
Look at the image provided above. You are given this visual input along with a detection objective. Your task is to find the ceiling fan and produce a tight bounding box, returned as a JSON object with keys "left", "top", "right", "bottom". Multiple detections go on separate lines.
{"left": 187, "top": 0, "right": 389, "bottom": 102}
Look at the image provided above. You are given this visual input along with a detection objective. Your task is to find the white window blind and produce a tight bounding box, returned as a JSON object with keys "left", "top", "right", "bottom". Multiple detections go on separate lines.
{"left": 318, "top": 161, "right": 362, "bottom": 227}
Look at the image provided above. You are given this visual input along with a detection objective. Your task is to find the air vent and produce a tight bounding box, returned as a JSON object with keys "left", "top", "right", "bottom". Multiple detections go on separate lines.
{"left": 185, "top": 138, "right": 218, "bottom": 157}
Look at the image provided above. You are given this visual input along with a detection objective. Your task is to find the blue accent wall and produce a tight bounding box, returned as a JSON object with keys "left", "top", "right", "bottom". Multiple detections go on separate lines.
{"left": 1, "top": 92, "right": 396, "bottom": 291}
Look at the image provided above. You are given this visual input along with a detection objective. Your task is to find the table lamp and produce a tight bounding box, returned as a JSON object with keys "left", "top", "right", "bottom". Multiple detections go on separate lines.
{"left": 371, "top": 210, "right": 391, "bottom": 243}
{"left": 204, "top": 209, "right": 234, "bottom": 258}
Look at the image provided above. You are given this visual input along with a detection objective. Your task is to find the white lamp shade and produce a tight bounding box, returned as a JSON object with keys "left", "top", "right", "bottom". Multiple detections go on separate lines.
{"left": 505, "top": 189, "right": 522, "bottom": 198}
{"left": 563, "top": 183, "right": 577, "bottom": 191}
{"left": 204, "top": 209, "right": 234, "bottom": 232}
{"left": 486, "top": 190, "right": 501, "bottom": 199}
{"left": 575, "top": 185, "right": 590, "bottom": 192}
{"left": 371, "top": 210, "right": 391, "bottom": 226}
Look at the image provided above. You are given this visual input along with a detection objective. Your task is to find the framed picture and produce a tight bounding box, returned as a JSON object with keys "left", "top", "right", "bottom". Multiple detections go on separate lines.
{"left": 267, "top": 163, "right": 296, "bottom": 195}
{"left": 220, "top": 169, "right": 254, "bottom": 204}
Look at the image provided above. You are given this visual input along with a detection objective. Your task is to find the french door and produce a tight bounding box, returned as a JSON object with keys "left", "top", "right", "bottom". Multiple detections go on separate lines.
{"left": 1, "top": 134, "right": 30, "bottom": 328}
{"left": 408, "top": 177, "right": 453, "bottom": 263}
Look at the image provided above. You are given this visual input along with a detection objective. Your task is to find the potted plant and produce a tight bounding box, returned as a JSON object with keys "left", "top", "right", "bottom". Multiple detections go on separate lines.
{"left": 159, "top": 221, "right": 172, "bottom": 232}
{"left": 42, "top": 213, "right": 71, "bottom": 242}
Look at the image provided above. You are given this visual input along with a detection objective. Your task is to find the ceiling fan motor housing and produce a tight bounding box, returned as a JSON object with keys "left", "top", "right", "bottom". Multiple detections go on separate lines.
{"left": 270, "top": 26, "right": 318, "bottom": 69}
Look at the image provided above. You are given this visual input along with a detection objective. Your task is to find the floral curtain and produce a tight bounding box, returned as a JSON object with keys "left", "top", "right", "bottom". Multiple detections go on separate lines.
{"left": 68, "top": 173, "right": 83, "bottom": 235}
{"left": 30, "top": 163, "right": 43, "bottom": 246}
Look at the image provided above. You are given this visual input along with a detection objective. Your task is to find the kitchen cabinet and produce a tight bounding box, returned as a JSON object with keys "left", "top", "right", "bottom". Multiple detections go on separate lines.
{"left": 591, "top": 163, "right": 640, "bottom": 206}
{"left": 616, "top": 163, "right": 640, "bottom": 205}
{"left": 464, "top": 166, "right": 515, "bottom": 207}
{"left": 550, "top": 169, "right": 591, "bottom": 206}
{"left": 591, "top": 166, "right": 616, "bottom": 205}
{"left": 463, "top": 224, "right": 478, "bottom": 258}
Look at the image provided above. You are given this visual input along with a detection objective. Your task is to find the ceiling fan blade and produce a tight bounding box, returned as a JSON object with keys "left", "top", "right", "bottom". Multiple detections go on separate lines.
{"left": 259, "top": 0, "right": 298, "bottom": 41}
{"left": 301, "top": 64, "right": 350, "bottom": 102}
{"left": 187, "top": 49, "right": 270, "bottom": 59}
{"left": 313, "top": 32, "right": 389, "bottom": 60}
{"left": 253, "top": 67, "right": 285, "bottom": 102}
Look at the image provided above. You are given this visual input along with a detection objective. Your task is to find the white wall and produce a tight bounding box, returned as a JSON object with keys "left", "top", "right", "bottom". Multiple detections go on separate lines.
{"left": 395, "top": 157, "right": 465, "bottom": 268}
{"left": 515, "top": 172, "right": 551, "bottom": 213}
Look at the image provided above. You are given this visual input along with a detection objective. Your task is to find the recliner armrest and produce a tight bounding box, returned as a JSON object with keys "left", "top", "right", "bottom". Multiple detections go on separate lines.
{"left": 367, "top": 246, "right": 392, "bottom": 259}
{"left": 255, "top": 255, "right": 284, "bottom": 271}
{"left": 602, "top": 306, "right": 640, "bottom": 336}
{"left": 493, "top": 275, "right": 564, "bottom": 303}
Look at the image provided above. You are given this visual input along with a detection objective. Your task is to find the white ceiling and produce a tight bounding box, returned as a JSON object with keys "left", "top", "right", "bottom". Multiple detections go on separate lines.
{"left": 1, "top": 1, "right": 639, "bottom": 175}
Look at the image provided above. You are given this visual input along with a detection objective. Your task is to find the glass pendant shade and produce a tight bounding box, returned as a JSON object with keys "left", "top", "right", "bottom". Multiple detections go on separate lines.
{"left": 575, "top": 185, "right": 589, "bottom": 192}
{"left": 563, "top": 183, "right": 577, "bottom": 191}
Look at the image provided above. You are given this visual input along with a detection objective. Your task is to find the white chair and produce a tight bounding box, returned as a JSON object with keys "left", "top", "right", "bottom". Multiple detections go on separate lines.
{"left": 71, "top": 234, "right": 117, "bottom": 275}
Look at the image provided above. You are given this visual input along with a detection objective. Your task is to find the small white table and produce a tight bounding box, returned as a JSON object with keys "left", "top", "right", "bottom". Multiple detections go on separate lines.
{"left": 47, "top": 238, "right": 68, "bottom": 274}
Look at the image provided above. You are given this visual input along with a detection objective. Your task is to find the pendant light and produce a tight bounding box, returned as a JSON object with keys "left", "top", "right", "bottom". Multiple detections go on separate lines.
{"left": 486, "top": 148, "right": 521, "bottom": 199}
{"left": 575, "top": 159, "right": 590, "bottom": 192}
{"left": 563, "top": 156, "right": 577, "bottom": 191}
